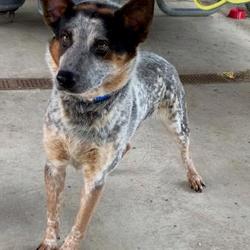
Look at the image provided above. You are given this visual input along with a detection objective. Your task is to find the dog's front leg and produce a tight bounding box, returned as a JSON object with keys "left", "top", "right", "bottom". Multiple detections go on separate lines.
{"left": 60, "top": 171, "right": 104, "bottom": 250}
{"left": 37, "top": 161, "right": 67, "bottom": 250}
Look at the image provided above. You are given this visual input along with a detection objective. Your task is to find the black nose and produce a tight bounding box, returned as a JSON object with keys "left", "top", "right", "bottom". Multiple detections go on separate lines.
{"left": 56, "top": 70, "right": 76, "bottom": 90}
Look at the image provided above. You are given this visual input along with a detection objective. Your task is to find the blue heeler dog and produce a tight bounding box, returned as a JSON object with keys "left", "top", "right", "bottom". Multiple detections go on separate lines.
{"left": 38, "top": 0, "right": 205, "bottom": 249}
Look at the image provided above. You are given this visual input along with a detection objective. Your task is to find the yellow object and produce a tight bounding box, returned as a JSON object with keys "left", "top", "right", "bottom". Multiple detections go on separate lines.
{"left": 194, "top": 0, "right": 250, "bottom": 11}
{"left": 223, "top": 72, "right": 236, "bottom": 79}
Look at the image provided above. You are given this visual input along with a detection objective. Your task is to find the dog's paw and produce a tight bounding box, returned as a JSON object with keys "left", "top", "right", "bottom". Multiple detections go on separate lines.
{"left": 187, "top": 173, "right": 206, "bottom": 192}
{"left": 59, "top": 245, "right": 79, "bottom": 250}
{"left": 36, "top": 243, "right": 58, "bottom": 250}
{"left": 59, "top": 240, "right": 80, "bottom": 250}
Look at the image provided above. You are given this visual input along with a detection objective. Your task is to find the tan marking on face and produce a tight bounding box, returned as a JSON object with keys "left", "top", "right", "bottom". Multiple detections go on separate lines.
{"left": 81, "top": 52, "right": 135, "bottom": 101}
{"left": 49, "top": 37, "right": 60, "bottom": 72}
{"left": 80, "top": 69, "right": 129, "bottom": 101}
{"left": 102, "top": 70, "right": 128, "bottom": 92}
{"left": 74, "top": 3, "right": 114, "bottom": 15}
{"left": 105, "top": 52, "right": 135, "bottom": 70}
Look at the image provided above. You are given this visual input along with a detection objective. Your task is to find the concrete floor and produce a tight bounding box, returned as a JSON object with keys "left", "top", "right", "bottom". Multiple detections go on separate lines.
{"left": 0, "top": 84, "right": 250, "bottom": 250}
{"left": 0, "top": 1, "right": 250, "bottom": 250}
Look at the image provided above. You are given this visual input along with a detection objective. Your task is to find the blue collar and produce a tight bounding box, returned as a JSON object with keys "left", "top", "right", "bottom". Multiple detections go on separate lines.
{"left": 93, "top": 94, "right": 111, "bottom": 103}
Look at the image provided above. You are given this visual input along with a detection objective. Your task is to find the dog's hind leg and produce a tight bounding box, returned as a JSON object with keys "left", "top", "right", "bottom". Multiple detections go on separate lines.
{"left": 37, "top": 161, "right": 67, "bottom": 250}
{"left": 159, "top": 90, "right": 205, "bottom": 192}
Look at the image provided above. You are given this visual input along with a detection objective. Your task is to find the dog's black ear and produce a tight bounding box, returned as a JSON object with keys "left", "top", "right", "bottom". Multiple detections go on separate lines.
{"left": 41, "top": 0, "right": 73, "bottom": 34}
{"left": 114, "top": 0, "right": 154, "bottom": 48}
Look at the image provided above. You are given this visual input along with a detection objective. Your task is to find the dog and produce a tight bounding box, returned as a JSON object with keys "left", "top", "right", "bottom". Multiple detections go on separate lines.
{"left": 37, "top": 0, "right": 205, "bottom": 249}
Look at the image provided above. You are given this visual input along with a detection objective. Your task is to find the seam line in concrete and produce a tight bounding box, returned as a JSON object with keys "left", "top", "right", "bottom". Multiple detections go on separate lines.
{"left": 0, "top": 71, "right": 250, "bottom": 90}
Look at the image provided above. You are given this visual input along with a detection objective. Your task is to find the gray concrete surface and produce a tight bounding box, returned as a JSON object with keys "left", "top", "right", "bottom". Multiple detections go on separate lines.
{"left": 0, "top": 83, "right": 250, "bottom": 250}
{"left": 2, "top": 1, "right": 250, "bottom": 77}
{"left": 1, "top": 0, "right": 250, "bottom": 250}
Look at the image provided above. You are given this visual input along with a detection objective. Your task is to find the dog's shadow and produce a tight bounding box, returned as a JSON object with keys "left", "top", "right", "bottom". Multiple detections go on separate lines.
{"left": 176, "top": 180, "right": 199, "bottom": 193}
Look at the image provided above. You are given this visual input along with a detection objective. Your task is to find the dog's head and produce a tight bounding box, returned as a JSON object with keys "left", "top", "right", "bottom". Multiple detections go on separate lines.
{"left": 42, "top": 0, "right": 154, "bottom": 100}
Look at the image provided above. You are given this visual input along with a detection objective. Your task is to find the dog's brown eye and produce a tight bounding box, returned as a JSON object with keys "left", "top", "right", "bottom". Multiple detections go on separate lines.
{"left": 61, "top": 32, "right": 72, "bottom": 48}
{"left": 94, "top": 39, "right": 109, "bottom": 56}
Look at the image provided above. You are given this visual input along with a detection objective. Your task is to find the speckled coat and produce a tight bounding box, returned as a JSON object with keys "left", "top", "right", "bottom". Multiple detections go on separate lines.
{"left": 38, "top": 1, "right": 205, "bottom": 250}
{"left": 45, "top": 51, "right": 186, "bottom": 178}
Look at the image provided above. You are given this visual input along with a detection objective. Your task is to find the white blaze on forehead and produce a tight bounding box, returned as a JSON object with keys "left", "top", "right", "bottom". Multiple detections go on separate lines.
{"left": 86, "top": 18, "right": 103, "bottom": 47}
{"left": 59, "top": 13, "right": 107, "bottom": 72}
{"left": 70, "top": 13, "right": 105, "bottom": 48}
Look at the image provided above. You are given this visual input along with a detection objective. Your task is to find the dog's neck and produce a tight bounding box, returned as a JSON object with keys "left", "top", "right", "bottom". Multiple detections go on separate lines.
{"left": 58, "top": 81, "right": 130, "bottom": 126}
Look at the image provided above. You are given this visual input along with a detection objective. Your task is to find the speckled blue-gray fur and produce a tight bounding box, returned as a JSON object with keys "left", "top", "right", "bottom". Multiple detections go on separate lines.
{"left": 38, "top": 1, "right": 205, "bottom": 249}
{"left": 45, "top": 50, "right": 190, "bottom": 178}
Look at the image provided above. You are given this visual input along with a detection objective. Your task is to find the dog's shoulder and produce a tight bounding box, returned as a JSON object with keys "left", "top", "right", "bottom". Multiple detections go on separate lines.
{"left": 135, "top": 51, "right": 181, "bottom": 87}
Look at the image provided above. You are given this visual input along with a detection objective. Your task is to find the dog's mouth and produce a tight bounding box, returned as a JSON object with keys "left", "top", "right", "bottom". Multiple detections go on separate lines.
{"left": 57, "top": 81, "right": 110, "bottom": 102}
{"left": 55, "top": 70, "right": 110, "bottom": 101}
